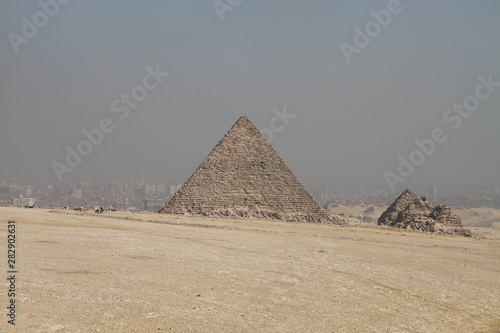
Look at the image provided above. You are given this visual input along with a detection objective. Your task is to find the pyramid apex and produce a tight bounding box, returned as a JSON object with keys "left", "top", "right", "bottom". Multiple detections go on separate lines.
{"left": 394, "top": 188, "right": 418, "bottom": 202}
{"left": 229, "top": 115, "right": 258, "bottom": 132}
{"left": 403, "top": 188, "right": 417, "bottom": 194}
{"left": 235, "top": 115, "right": 252, "bottom": 123}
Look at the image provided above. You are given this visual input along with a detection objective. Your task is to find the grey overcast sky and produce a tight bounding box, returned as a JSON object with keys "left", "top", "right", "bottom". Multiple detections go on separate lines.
{"left": 0, "top": 0, "right": 499, "bottom": 193}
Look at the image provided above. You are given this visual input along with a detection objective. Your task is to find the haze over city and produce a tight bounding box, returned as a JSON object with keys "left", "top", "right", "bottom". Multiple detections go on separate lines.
{"left": 1, "top": 1, "right": 499, "bottom": 193}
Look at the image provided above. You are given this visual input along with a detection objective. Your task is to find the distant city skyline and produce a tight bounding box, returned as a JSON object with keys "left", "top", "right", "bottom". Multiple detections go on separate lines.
{"left": 2, "top": 178, "right": 499, "bottom": 212}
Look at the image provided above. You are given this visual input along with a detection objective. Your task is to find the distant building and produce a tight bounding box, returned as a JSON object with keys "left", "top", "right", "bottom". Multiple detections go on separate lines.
{"left": 144, "top": 198, "right": 166, "bottom": 211}
{"left": 13, "top": 197, "right": 36, "bottom": 206}
{"left": 145, "top": 184, "right": 166, "bottom": 196}
{"left": 169, "top": 183, "right": 182, "bottom": 196}
{"left": 145, "top": 184, "right": 156, "bottom": 195}
{"left": 156, "top": 184, "right": 165, "bottom": 195}
{"left": 73, "top": 189, "right": 82, "bottom": 199}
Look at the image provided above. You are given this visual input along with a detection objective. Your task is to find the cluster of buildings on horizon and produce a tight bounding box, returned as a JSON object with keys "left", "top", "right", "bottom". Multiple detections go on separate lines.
{"left": 0, "top": 180, "right": 182, "bottom": 212}
{"left": 1, "top": 180, "right": 499, "bottom": 211}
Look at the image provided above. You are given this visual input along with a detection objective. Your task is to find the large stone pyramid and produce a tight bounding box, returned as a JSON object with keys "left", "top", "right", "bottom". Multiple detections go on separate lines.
{"left": 160, "top": 116, "right": 332, "bottom": 223}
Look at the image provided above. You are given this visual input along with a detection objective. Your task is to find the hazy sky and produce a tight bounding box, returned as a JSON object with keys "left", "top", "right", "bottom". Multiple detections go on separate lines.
{"left": 1, "top": 1, "right": 499, "bottom": 193}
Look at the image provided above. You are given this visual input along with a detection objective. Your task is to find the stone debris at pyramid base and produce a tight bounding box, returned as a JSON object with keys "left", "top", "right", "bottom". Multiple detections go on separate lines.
{"left": 378, "top": 188, "right": 472, "bottom": 237}
{"left": 160, "top": 116, "right": 339, "bottom": 225}
{"left": 164, "top": 206, "right": 344, "bottom": 224}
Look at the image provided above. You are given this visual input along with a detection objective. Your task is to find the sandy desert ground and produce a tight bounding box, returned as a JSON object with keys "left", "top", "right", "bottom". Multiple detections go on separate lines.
{"left": 0, "top": 206, "right": 499, "bottom": 333}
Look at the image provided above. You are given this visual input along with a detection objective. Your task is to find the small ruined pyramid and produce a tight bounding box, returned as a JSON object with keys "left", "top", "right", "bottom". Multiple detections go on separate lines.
{"left": 378, "top": 189, "right": 420, "bottom": 226}
{"left": 161, "top": 116, "right": 332, "bottom": 223}
{"left": 378, "top": 188, "right": 471, "bottom": 236}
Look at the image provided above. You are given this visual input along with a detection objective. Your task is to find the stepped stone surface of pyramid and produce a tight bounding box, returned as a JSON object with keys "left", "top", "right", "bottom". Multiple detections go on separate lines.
{"left": 378, "top": 189, "right": 471, "bottom": 236}
{"left": 161, "top": 116, "right": 333, "bottom": 223}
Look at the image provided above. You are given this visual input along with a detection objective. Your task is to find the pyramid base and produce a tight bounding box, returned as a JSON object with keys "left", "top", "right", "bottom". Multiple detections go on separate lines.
{"left": 160, "top": 206, "right": 339, "bottom": 224}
